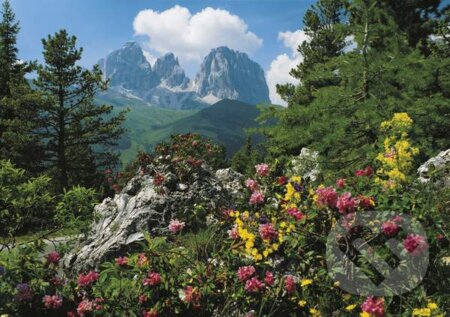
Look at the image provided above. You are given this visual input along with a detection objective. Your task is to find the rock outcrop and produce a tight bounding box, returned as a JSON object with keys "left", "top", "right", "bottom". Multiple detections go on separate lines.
{"left": 417, "top": 149, "right": 450, "bottom": 187}
{"left": 63, "top": 166, "right": 243, "bottom": 272}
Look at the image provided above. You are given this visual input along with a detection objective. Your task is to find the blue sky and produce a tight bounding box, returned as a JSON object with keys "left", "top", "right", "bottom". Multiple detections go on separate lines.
{"left": 10, "top": 0, "right": 316, "bottom": 104}
{"left": 10, "top": 0, "right": 314, "bottom": 69}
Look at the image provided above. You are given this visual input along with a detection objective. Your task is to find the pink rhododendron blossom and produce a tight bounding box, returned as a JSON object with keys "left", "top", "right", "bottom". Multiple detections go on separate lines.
{"left": 143, "top": 309, "right": 158, "bottom": 317}
{"left": 358, "top": 195, "right": 375, "bottom": 209}
{"left": 77, "top": 271, "right": 99, "bottom": 287}
{"left": 46, "top": 251, "right": 60, "bottom": 265}
{"left": 77, "top": 299, "right": 94, "bottom": 317}
{"left": 381, "top": 221, "right": 400, "bottom": 237}
{"left": 287, "top": 207, "right": 304, "bottom": 221}
{"left": 355, "top": 166, "right": 373, "bottom": 177}
{"left": 403, "top": 234, "right": 427, "bottom": 256}
{"left": 361, "top": 297, "right": 385, "bottom": 317}
{"left": 143, "top": 272, "right": 161, "bottom": 286}
{"left": 255, "top": 163, "right": 270, "bottom": 177}
{"left": 245, "top": 179, "right": 259, "bottom": 191}
{"left": 183, "top": 286, "right": 201, "bottom": 308}
{"left": 137, "top": 253, "right": 149, "bottom": 267}
{"left": 336, "top": 178, "right": 346, "bottom": 188}
{"left": 115, "top": 256, "right": 129, "bottom": 266}
{"left": 316, "top": 187, "right": 338, "bottom": 208}
{"left": 244, "top": 277, "right": 264, "bottom": 293}
{"left": 139, "top": 294, "right": 149, "bottom": 304}
{"left": 227, "top": 225, "right": 239, "bottom": 240}
{"left": 249, "top": 191, "right": 265, "bottom": 205}
{"left": 43, "top": 295, "right": 63, "bottom": 309}
{"left": 168, "top": 219, "right": 185, "bottom": 233}
{"left": 264, "top": 271, "right": 275, "bottom": 286}
{"left": 336, "top": 192, "right": 357, "bottom": 214}
{"left": 259, "top": 223, "right": 278, "bottom": 240}
{"left": 284, "top": 275, "right": 296, "bottom": 294}
{"left": 237, "top": 266, "right": 256, "bottom": 282}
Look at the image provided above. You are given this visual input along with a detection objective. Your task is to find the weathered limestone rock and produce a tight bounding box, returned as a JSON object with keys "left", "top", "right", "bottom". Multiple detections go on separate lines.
{"left": 417, "top": 149, "right": 450, "bottom": 187}
{"left": 64, "top": 166, "right": 243, "bottom": 272}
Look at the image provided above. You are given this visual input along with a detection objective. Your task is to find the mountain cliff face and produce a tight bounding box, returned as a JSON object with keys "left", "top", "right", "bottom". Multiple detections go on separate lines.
{"left": 98, "top": 42, "right": 271, "bottom": 109}
{"left": 98, "top": 42, "right": 159, "bottom": 96}
{"left": 194, "top": 47, "right": 270, "bottom": 105}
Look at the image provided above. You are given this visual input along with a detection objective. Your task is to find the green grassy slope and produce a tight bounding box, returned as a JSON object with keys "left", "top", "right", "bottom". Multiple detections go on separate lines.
{"left": 97, "top": 92, "right": 263, "bottom": 164}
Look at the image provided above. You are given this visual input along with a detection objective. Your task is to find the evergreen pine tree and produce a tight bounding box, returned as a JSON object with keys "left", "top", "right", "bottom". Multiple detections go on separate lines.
{"left": 34, "top": 30, "right": 127, "bottom": 192}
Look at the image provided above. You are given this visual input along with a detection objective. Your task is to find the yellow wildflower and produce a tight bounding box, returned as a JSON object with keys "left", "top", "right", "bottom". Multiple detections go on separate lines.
{"left": 345, "top": 304, "right": 357, "bottom": 312}
{"left": 300, "top": 278, "right": 313, "bottom": 287}
{"left": 309, "top": 308, "right": 321, "bottom": 316}
{"left": 360, "top": 312, "right": 371, "bottom": 317}
{"left": 298, "top": 300, "right": 307, "bottom": 307}
{"left": 427, "top": 302, "right": 438, "bottom": 311}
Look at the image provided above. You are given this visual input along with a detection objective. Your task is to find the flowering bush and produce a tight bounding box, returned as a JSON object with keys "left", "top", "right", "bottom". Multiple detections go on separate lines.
{"left": 0, "top": 129, "right": 449, "bottom": 316}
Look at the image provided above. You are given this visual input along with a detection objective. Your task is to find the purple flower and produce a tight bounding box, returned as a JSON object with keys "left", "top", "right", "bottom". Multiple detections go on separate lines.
{"left": 16, "top": 283, "right": 33, "bottom": 301}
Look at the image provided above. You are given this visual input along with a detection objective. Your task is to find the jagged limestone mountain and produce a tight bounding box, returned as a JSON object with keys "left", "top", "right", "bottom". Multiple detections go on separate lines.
{"left": 195, "top": 46, "right": 270, "bottom": 105}
{"left": 98, "top": 42, "right": 271, "bottom": 109}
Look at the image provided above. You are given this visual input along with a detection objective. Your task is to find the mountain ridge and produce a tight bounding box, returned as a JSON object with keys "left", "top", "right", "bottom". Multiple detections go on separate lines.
{"left": 98, "top": 42, "right": 271, "bottom": 109}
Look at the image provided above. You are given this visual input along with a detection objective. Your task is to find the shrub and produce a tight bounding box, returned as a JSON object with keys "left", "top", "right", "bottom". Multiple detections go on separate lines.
{"left": 0, "top": 160, "right": 53, "bottom": 241}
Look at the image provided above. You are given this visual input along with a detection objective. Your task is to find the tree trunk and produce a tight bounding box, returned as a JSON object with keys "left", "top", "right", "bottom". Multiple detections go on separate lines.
{"left": 57, "top": 86, "right": 68, "bottom": 192}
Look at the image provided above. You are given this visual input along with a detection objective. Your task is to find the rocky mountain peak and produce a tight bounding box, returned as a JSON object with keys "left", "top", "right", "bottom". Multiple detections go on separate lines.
{"left": 194, "top": 47, "right": 271, "bottom": 105}
{"left": 153, "top": 53, "right": 189, "bottom": 88}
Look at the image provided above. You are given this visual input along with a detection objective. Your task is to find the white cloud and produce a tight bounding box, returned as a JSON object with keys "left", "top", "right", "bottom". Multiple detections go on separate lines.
{"left": 133, "top": 6, "right": 262, "bottom": 64}
{"left": 142, "top": 51, "right": 156, "bottom": 66}
{"left": 266, "top": 30, "right": 309, "bottom": 106}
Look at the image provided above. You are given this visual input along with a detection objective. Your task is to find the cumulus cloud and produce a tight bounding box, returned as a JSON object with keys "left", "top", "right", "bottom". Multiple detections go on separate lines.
{"left": 133, "top": 6, "right": 262, "bottom": 64}
{"left": 266, "top": 30, "right": 309, "bottom": 106}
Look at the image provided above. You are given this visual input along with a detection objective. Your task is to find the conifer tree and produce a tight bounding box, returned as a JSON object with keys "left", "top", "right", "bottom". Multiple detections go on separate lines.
{"left": 34, "top": 30, "right": 127, "bottom": 192}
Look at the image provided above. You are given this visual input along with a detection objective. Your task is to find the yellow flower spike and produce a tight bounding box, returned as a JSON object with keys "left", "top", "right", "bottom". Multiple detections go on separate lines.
{"left": 235, "top": 211, "right": 240, "bottom": 218}
{"left": 242, "top": 211, "right": 249, "bottom": 220}
{"left": 345, "top": 304, "right": 356, "bottom": 312}
{"left": 360, "top": 312, "right": 371, "bottom": 317}
{"left": 255, "top": 212, "right": 260, "bottom": 218}
{"left": 271, "top": 243, "right": 279, "bottom": 251}
{"left": 427, "top": 302, "right": 438, "bottom": 311}
{"left": 255, "top": 254, "right": 263, "bottom": 261}
{"left": 280, "top": 222, "right": 287, "bottom": 228}
{"left": 251, "top": 248, "right": 258, "bottom": 256}
{"left": 263, "top": 250, "right": 269, "bottom": 257}
{"left": 291, "top": 176, "right": 301, "bottom": 183}
{"left": 300, "top": 279, "right": 313, "bottom": 287}
{"left": 309, "top": 308, "right": 321, "bottom": 316}
{"left": 298, "top": 300, "right": 307, "bottom": 307}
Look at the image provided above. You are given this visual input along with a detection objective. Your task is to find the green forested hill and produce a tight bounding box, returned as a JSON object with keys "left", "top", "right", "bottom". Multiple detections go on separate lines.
{"left": 96, "top": 92, "right": 264, "bottom": 164}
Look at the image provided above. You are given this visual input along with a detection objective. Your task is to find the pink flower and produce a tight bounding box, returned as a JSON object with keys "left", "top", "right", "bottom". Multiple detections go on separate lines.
{"left": 336, "top": 192, "right": 357, "bottom": 214}
{"left": 77, "top": 271, "right": 99, "bottom": 287}
{"left": 227, "top": 225, "right": 239, "bottom": 240}
{"left": 381, "top": 221, "right": 400, "bottom": 237}
{"left": 77, "top": 299, "right": 94, "bottom": 317}
{"left": 245, "top": 179, "right": 259, "bottom": 191}
{"left": 139, "top": 294, "right": 148, "bottom": 304}
{"left": 316, "top": 187, "right": 338, "bottom": 209}
{"left": 46, "top": 251, "right": 60, "bottom": 265}
{"left": 277, "top": 176, "right": 287, "bottom": 185}
{"left": 43, "top": 295, "right": 63, "bottom": 309}
{"left": 115, "top": 256, "right": 129, "bottom": 266}
{"left": 249, "top": 191, "right": 265, "bottom": 205}
{"left": 403, "top": 234, "right": 427, "bottom": 256}
{"left": 361, "top": 297, "right": 385, "bottom": 317}
{"left": 336, "top": 178, "right": 346, "bottom": 188}
{"left": 237, "top": 266, "right": 256, "bottom": 282}
{"left": 143, "top": 272, "right": 161, "bottom": 286}
{"left": 168, "top": 219, "right": 185, "bottom": 233}
{"left": 137, "top": 253, "right": 149, "bottom": 267}
{"left": 143, "top": 309, "right": 158, "bottom": 317}
{"left": 437, "top": 233, "right": 444, "bottom": 241}
{"left": 259, "top": 223, "right": 278, "bottom": 240}
{"left": 255, "top": 163, "right": 270, "bottom": 177}
{"left": 358, "top": 195, "right": 375, "bottom": 209}
{"left": 355, "top": 166, "right": 373, "bottom": 177}
{"left": 183, "top": 286, "right": 201, "bottom": 308}
{"left": 284, "top": 275, "right": 296, "bottom": 294}
{"left": 244, "top": 277, "right": 264, "bottom": 293}
{"left": 287, "top": 207, "right": 304, "bottom": 221}
{"left": 264, "top": 271, "right": 275, "bottom": 286}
